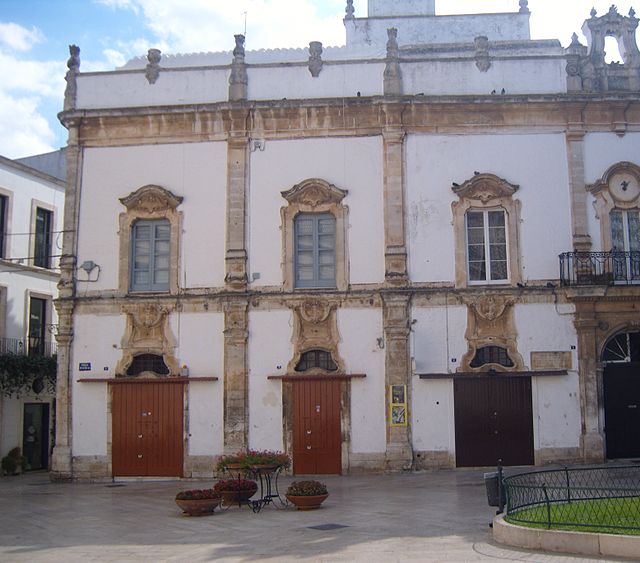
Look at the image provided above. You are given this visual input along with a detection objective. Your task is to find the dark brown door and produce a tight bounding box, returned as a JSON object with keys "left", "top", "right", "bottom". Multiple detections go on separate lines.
{"left": 112, "top": 382, "right": 184, "bottom": 477}
{"left": 604, "top": 362, "right": 640, "bottom": 459}
{"left": 23, "top": 403, "right": 50, "bottom": 470}
{"left": 293, "top": 379, "right": 342, "bottom": 474}
{"left": 454, "top": 376, "right": 534, "bottom": 467}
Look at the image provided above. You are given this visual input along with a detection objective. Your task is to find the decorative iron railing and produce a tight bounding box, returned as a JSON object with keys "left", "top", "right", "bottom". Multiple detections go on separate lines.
{"left": 559, "top": 251, "right": 640, "bottom": 286}
{"left": 504, "top": 465, "right": 640, "bottom": 533}
{"left": 0, "top": 337, "right": 57, "bottom": 357}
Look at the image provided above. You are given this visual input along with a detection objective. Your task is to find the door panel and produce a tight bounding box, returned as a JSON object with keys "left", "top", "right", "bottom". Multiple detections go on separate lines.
{"left": 454, "top": 376, "right": 534, "bottom": 467}
{"left": 23, "top": 403, "right": 49, "bottom": 470}
{"left": 604, "top": 363, "right": 640, "bottom": 459}
{"left": 293, "top": 379, "right": 341, "bottom": 474}
{"left": 112, "top": 383, "right": 184, "bottom": 477}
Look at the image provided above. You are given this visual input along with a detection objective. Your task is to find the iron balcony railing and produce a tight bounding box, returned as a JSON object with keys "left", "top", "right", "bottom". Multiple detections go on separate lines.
{"left": 559, "top": 251, "right": 640, "bottom": 286}
{"left": 0, "top": 337, "right": 57, "bottom": 357}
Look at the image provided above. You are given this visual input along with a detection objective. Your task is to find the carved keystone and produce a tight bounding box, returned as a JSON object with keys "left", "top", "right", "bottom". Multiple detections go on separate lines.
{"left": 474, "top": 36, "right": 491, "bottom": 72}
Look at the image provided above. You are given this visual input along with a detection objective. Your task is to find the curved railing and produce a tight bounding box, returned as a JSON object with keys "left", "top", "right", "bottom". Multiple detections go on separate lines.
{"left": 503, "top": 465, "right": 640, "bottom": 533}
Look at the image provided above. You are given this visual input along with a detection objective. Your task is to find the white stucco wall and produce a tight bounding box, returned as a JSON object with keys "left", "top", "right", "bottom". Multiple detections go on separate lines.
{"left": 71, "top": 314, "right": 125, "bottom": 456}
{"left": 403, "top": 59, "right": 566, "bottom": 96}
{"left": 337, "top": 308, "right": 386, "bottom": 453}
{"left": 248, "top": 136, "right": 384, "bottom": 287}
{"left": 515, "top": 303, "right": 581, "bottom": 450}
{"left": 406, "top": 133, "right": 572, "bottom": 283}
{"left": 247, "top": 309, "right": 292, "bottom": 451}
{"left": 170, "top": 312, "right": 224, "bottom": 455}
{"left": 583, "top": 132, "right": 640, "bottom": 251}
{"left": 78, "top": 142, "right": 227, "bottom": 292}
{"left": 410, "top": 305, "right": 466, "bottom": 453}
{"left": 76, "top": 69, "right": 229, "bottom": 109}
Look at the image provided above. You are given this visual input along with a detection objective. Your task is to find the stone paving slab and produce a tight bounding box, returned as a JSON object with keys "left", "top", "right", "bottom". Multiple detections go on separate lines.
{"left": 0, "top": 469, "right": 627, "bottom": 562}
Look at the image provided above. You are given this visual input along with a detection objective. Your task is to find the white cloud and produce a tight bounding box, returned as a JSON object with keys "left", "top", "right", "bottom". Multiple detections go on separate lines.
{"left": 0, "top": 22, "right": 44, "bottom": 52}
{"left": 0, "top": 93, "right": 56, "bottom": 158}
{"left": 93, "top": 0, "right": 140, "bottom": 14}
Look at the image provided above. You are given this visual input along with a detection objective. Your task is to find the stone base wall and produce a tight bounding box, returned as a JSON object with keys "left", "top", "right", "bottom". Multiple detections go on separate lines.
{"left": 184, "top": 455, "right": 215, "bottom": 478}
{"left": 535, "top": 447, "right": 583, "bottom": 466}
{"left": 413, "top": 450, "right": 455, "bottom": 470}
{"left": 347, "top": 452, "right": 387, "bottom": 474}
{"left": 71, "top": 456, "right": 110, "bottom": 482}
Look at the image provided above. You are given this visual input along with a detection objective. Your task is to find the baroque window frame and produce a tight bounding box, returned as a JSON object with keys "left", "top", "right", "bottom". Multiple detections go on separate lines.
{"left": 587, "top": 161, "right": 640, "bottom": 252}
{"left": 451, "top": 173, "right": 522, "bottom": 288}
{"left": 118, "top": 185, "right": 183, "bottom": 295}
{"left": 281, "top": 178, "right": 349, "bottom": 292}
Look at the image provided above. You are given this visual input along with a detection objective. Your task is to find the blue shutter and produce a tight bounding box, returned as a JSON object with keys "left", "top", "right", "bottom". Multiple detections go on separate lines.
{"left": 294, "top": 213, "right": 336, "bottom": 288}
{"left": 131, "top": 219, "right": 170, "bottom": 292}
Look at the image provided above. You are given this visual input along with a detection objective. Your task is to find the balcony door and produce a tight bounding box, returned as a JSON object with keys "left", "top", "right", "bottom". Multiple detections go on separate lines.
{"left": 610, "top": 210, "right": 640, "bottom": 282}
{"left": 28, "top": 297, "right": 47, "bottom": 356}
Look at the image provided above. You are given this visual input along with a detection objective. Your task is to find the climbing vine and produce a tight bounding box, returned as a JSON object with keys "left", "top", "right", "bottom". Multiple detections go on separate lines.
{"left": 0, "top": 354, "right": 57, "bottom": 397}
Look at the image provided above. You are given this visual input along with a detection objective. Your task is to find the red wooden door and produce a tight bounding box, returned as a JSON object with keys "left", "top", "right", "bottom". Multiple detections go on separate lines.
{"left": 112, "top": 382, "right": 184, "bottom": 477}
{"left": 293, "top": 379, "right": 342, "bottom": 474}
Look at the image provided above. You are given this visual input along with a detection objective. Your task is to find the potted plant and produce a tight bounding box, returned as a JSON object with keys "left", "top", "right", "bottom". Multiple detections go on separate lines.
{"left": 1, "top": 447, "right": 28, "bottom": 476}
{"left": 214, "top": 478, "right": 258, "bottom": 505}
{"left": 285, "top": 480, "right": 329, "bottom": 510}
{"left": 174, "top": 488, "right": 222, "bottom": 516}
{"left": 244, "top": 449, "right": 290, "bottom": 470}
{"left": 215, "top": 451, "right": 248, "bottom": 474}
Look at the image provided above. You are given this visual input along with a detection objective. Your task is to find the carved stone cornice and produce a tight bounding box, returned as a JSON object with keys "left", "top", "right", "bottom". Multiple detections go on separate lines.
{"left": 281, "top": 178, "right": 347, "bottom": 208}
{"left": 452, "top": 173, "right": 519, "bottom": 203}
{"left": 119, "top": 184, "right": 183, "bottom": 214}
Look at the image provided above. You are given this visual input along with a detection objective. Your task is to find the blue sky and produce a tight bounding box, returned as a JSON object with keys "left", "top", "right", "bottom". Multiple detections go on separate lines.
{"left": 0, "top": 0, "right": 637, "bottom": 159}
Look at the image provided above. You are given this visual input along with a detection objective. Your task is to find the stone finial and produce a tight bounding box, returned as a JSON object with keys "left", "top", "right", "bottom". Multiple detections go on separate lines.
{"left": 386, "top": 27, "right": 399, "bottom": 59}
{"left": 519, "top": 0, "right": 530, "bottom": 14}
{"left": 308, "top": 41, "right": 323, "bottom": 77}
{"left": 383, "top": 28, "right": 402, "bottom": 96}
{"left": 474, "top": 35, "right": 491, "bottom": 72}
{"left": 609, "top": 4, "right": 618, "bottom": 15}
{"left": 565, "top": 34, "right": 586, "bottom": 91}
{"left": 63, "top": 44, "right": 80, "bottom": 111}
{"left": 630, "top": 7, "right": 636, "bottom": 17}
{"left": 229, "top": 34, "right": 248, "bottom": 101}
{"left": 345, "top": 0, "right": 355, "bottom": 19}
{"left": 591, "top": 7, "right": 597, "bottom": 17}
{"left": 145, "top": 48, "right": 161, "bottom": 84}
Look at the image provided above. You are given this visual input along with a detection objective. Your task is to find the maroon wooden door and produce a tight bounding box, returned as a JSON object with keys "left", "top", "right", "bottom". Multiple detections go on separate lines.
{"left": 454, "top": 376, "right": 534, "bottom": 467}
{"left": 112, "top": 382, "right": 184, "bottom": 477}
{"left": 293, "top": 379, "right": 342, "bottom": 474}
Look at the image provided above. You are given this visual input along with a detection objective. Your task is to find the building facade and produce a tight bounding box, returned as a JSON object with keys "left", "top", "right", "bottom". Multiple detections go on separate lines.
{"left": 0, "top": 153, "right": 65, "bottom": 472}
{"left": 52, "top": 1, "right": 640, "bottom": 480}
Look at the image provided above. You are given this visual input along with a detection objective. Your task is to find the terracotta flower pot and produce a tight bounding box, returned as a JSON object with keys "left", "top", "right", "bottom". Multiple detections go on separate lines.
{"left": 175, "top": 496, "right": 222, "bottom": 516}
{"left": 220, "top": 486, "right": 258, "bottom": 505}
{"left": 286, "top": 493, "right": 329, "bottom": 510}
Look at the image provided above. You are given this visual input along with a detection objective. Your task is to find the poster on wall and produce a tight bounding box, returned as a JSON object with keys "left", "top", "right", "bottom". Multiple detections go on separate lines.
{"left": 389, "top": 384, "right": 407, "bottom": 427}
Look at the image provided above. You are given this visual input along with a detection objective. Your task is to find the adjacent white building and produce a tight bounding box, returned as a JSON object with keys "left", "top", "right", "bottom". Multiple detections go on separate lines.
{"left": 0, "top": 152, "right": 65, "bottom": 472}
{"left": 52, "top": 1, "right": 640, "bottom": 480}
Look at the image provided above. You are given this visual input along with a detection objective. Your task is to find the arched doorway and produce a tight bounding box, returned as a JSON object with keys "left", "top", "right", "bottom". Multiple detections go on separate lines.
{"left": 603, "top": 331, "right": 640, "bottom": 459}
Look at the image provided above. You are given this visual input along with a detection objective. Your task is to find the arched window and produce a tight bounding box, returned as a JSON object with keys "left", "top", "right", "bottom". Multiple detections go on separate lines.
{"left": 295, "top": 349, "right": 338, "bottom": 372}
{"left": 602, "top": 331, "right": 640, "bottom": 363}
{"left": 470, "top": 346, "right": 514, "bottom": 368}
{"left": 126, "top": 353, "right": 170, "bottom": 376}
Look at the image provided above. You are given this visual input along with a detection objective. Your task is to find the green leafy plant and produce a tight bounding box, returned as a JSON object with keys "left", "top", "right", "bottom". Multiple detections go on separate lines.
{"left": 215, "top": 451, "right": 248, "bottom": 472}
{"left": 0, "top": 354, "right": 57, "bottom": 397}
{"left": 213, "top": 479, "right": 258, "bottom": 492}
{"left": 1, "top": 447, "right": 28, "bottom": 476}
{"left": 175, "top": 488, "right": 221, "bottom": 501}
{"left": 286, "top": 480, "right": 328, "bottom": 496}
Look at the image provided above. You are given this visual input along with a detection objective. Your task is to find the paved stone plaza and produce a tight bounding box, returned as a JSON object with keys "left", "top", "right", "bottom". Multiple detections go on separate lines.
{"left": 0, "top": 469, "right": 626, "bottom": 562}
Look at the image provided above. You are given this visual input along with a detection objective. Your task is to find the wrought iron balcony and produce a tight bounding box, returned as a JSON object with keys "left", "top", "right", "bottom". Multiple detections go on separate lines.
{"left": 0, "top": 337, "right": 57, "bottom": 357}
{"left": 559, "top": 251, "right": 640, "bottom": 286}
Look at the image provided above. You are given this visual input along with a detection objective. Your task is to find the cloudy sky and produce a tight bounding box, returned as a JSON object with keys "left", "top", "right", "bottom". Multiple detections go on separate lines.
{"left": 0, "top": 0, "right": 637, "bottom": 159}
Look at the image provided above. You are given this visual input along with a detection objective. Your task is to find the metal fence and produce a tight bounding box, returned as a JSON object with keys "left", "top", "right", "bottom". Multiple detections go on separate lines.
{"left": 504, "top": 465, "right": 640, "bottom": 533}
{"left": 0, "top": 337, "right": 57, "bottom": 357}
{"left": 559, "top": 251, "right": 640, "bottom": 286}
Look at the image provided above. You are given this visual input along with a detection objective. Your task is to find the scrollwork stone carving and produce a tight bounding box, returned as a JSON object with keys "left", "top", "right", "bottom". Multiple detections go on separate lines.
{"left": 63, "top": 45, "right": 80, "bottom": 111}
{"left": 145, "top": 48, "right": 161, "bottom": 84}
{"left": 308, "top": 41, "right": 323, "bottom": 77}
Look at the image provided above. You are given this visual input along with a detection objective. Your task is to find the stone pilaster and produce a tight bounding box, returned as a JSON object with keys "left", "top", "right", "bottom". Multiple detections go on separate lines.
{"left": 223, "top": 299, "right": 249, "bottom": 453}
{"left": 51, "top": 125, "right": 82, "bottom": 481}
{"left": 565, "top": 111, "right": 592, "bottom": 251}
{"left": 225, "top": 128, "right": 249, "bottom": 290}
{"left": 382, "top": 120, "right": 407, "bottom": 284}
{"left": 574, "top": 305, "right": 605, "bottom": 463}
{"left": 382, "top": 293, "right": 413, "bottom": 471}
